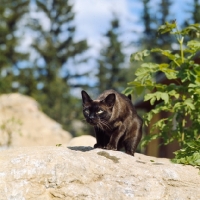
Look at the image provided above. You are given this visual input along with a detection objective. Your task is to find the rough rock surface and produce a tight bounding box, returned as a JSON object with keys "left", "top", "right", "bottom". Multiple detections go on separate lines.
{"left": 0, "top": 93, "right": 72, "bottom": 147}
{"left": 0, "top": 146, "right": 199, "bottom": 200}
{"left": 67, "top": 135, "right": 96, "bottom": 147}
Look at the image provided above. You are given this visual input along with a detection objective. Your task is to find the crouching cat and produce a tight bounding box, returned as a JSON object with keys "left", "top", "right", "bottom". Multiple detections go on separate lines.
{"left": 81, "top": 89, "right": 143, "bottom": 156}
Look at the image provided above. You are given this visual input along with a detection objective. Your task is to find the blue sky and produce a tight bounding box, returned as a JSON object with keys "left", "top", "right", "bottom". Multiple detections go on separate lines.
{"left": 19, "top": 0, "right": 194, "bottom": 95}
{"left": 69, "top": 0, "right": 143, "bottom": 88}
{"left": 68, "top": 0, "right": 193, "bottom": 93}
{"left": 22, "top": 0, "right": 193, "bottom": 62}
{"left": 73, "top": 0, "right": 192, "bottom": 52}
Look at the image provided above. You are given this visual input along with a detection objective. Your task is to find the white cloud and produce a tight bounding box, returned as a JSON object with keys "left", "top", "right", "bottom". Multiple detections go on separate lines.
{"left": 66, "top": 0, "right": 145, "bottom": 91}
{"left": 72, "top": 0, "right": 141, "bottom": 57}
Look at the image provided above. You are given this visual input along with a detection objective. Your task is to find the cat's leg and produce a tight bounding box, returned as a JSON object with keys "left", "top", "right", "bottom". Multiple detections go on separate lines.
{"left": 106, "top": 123, "right": 125, "bottom": 151}
{"left": 94, "top": 128, "right": 110, "bottom": 149}
{"left": 123, "top": 116, "right": 143, "bottom": 155}
{"left": 124, "top": 126, "right": 142, "bottom": 156}
{"left": 123, "top": 137, "right": 138, "bottom": 156}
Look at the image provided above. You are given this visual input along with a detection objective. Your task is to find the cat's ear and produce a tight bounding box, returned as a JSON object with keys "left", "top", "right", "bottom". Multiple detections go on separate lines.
{"left": 81, "top": 90, "right": 92, "bottom": 105}
{"left": 104, "top": 93, "right": 115, "bottom": 107}
{"left": 127, "top": 94, "right": 131, "bottom": 100}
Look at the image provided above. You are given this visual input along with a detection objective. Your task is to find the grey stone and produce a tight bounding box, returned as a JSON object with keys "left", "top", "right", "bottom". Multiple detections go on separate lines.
{"left": 0, "top": 146, "right": 199, "bottom": 200}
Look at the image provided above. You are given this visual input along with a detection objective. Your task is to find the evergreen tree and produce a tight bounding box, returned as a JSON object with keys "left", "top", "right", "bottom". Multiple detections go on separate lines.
{"left": 140, "top": 0, "right": 173, "bottom": 63}
{"left": 96, "top": 18, "right": 126, "bottom": 93}
{"left": 141, "top": 0, "right": 154, "bottom": 49}
{"left": 0, "top": 0, "right": 29, "bottom": 93}
{"left": 157, "top": 0, "right": 172, "bottom": 25}
{"left": 157, "top": 0, "right": 172, "bottom": 45}
{"left": 29, "top": 0, "right": 89, "bottom": 133}
{"left": 192, "top": 0, "right": 200, "bottom": 23}
{"left": 184, "top": 0, "right": 200, "bottom": 25}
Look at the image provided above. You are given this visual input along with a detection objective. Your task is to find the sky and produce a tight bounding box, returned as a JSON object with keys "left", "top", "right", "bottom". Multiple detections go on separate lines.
{"left": 69, "top": 0, "right": 143, "bottom": 89}
{"left": 19, "top": 0, "right": 193, "bottom": 96}
{"left": 23, "top": 0, "right": 193, "bottom": 61}
{"left": 72, "top": 0, "right": 191, "bottom": 55}
{"left": 67, "top": 0, "right": 192, "bottom": 93}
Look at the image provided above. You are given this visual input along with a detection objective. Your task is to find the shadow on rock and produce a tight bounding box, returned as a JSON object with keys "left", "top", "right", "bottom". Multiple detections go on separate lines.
{"left": 67, "top": 146, "right": 94, "bottom": 152}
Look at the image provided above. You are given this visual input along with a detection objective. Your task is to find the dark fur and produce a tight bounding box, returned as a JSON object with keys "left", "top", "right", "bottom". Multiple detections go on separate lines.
{"left": 81, "top": 89, "right": 142, "bottom": 156}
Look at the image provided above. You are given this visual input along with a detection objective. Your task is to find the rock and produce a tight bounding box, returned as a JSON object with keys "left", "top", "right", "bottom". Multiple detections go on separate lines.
{"left": 0, "top": 146, "right": 199, "bottom": 200}
{"left": 67, "top": 135, "right": 96, "bottom": 147}
{"left": 0, "top": 93, "right": 72, "bottom": 148}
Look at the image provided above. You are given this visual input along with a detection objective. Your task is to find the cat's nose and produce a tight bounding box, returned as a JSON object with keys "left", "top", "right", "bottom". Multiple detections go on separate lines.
{"left": 89, "top": 115, "right": 95, "bottom": 119}
{"left": 88, "top": 115, "right": 96, "bottom": 125}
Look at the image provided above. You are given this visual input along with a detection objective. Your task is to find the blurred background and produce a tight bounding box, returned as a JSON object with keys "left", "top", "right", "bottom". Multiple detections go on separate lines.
{"left": 0, "top": 0, "right": 199, "bottom": 156}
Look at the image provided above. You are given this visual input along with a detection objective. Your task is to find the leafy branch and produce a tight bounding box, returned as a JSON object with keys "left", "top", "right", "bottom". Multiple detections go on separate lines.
{"left": 126, "top": 22, "right": 200, "bottom": 168}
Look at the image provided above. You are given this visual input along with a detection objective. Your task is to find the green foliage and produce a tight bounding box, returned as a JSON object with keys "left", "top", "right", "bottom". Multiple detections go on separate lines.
{"left": 125, "top": 22, "right": 200, "bottom": 167}
{"left": 0, "top": 0, "right": 89, "bottom": 137}
{"left": 0, "top": 0, "right": 29, "bottom": 93}
{"left": 172, "top": 139, "right": 200, "bottom": 169}
{"left": 28, "top": 0, "right": 89, "bottom": 136}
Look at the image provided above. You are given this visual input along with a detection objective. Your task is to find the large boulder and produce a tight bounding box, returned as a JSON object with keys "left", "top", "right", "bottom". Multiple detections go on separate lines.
{"left": 0, "top": 93, "right": 72, "bottom": 148}
{"left": 0, "top": 146, "right": 199, "bottom": 199}
{"left": 67, "top": 135, "right": 96, "bottom": 147}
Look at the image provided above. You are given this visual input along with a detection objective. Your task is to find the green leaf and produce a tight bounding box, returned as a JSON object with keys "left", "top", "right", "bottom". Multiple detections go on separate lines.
{"left": 135, "top": 67, "right": 149, "bottom": 77}
{"left": 130, "top": 50, "right": 150, "bottom": 62}
{"left": 168, "top": 90, "right": 180, "bottom": 99}
{"left": 127, "top": 81, "right": 147, "bottom": 95}
{"left": 159, "top": 63, "right": 178, "bottom": 79}
{"left": 157, "top": 22, "right": 176, "bottom": 35}
{"left": 151, "top": 49, "right": 173, "bottom": 58}
{"left": 162, "top": 93, "right": 169, "bottom": 104}
{"left": 144, "top": 92, "right": 169, "bottom": 105}
{"left": 133, "top": 63, "right": 159, "bottom": 84}
{"left": 151, "top": 48, "right": 163, "bottom": 53}
{"left": 187, "top": 40, "right": 200, "bottom": 51}
{"left": 151, "top": 49, "right": 181, "bottom": 66}
{"left": 144, "top": 93, "right": 154, "bottom": 102}
{"left": 184, "top": 98, "right": 195, "bottom": 110}
{"left": 181, "top": 24, "right": 200, "bottom": 38}
{"left": 123, "top": 87, "right": 134, "bottom": 96}
{"left": 141, "top": 133, "right": 160, "bottom": 147}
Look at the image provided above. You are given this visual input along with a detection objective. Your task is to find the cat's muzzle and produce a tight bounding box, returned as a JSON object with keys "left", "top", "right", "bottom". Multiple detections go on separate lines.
{"left": 87, "top": 118, "right": 97, "bottom": 126}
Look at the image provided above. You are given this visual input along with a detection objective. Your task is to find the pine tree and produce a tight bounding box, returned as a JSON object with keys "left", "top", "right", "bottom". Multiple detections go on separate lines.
{"left": 192, "top": 0, "right": 200, "bottom": 23}
{"left": 0, "top": 0, "right": 29, "bottom": 93}
{"left": 140, "top": 0, "right": 173, "bottom": 63}
{"left": 157, "top": 0, "right": 172, "bottom": 25}
{"left": 96, "top": 18, "right": 126, "bottom": 93}
{"left": 184, "top": 0, "right": 200, "bottom": 25}
{"left": 29, "top": 0, "right": 89, "bottom": 133}
{"left": 141, "top": 0, "right": 154, "bottom": 48}
{"left": 31, "top": 0, "right": 88, "bottom": 84}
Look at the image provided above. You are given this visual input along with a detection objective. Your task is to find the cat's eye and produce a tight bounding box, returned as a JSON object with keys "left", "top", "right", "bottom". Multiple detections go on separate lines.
{"left": 97, "top": 110, "right": 103, "bottom": 114}
{"left": 84, "top": 109, "right": 89, "bottom": 114}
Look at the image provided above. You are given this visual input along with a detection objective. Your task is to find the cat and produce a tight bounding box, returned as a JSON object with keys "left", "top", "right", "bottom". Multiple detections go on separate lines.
{"left": 81, "top": 89, "right": 143, "bottom": 156}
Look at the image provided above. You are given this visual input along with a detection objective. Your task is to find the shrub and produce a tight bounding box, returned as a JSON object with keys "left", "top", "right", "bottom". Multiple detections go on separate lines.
{"left": 124, "top": 22, "right": 200, "bottom": 168}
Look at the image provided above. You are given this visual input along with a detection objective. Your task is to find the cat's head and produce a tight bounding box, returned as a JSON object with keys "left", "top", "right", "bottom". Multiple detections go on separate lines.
{"left": 81, "top": 90, "right": 115, "bottom": 128}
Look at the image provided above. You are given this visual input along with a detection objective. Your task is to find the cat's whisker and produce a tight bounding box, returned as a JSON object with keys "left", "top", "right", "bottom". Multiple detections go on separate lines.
{"left": 97, "top": 122, "right": 104, "bottom": 130}
{"left": 99, "top": 119, "right": 112, "bottom": 131}
{"left": 101, "top": 119, "right": 111, "bottom": 127}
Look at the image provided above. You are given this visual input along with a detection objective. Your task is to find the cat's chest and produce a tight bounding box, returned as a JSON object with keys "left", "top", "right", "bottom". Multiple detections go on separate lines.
{"left": 101, "top": 121, "right": 122, "bottom": 135}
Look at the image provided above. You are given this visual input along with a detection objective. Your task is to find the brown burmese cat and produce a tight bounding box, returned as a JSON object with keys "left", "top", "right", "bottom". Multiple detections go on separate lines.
{"left": 81, "top": 89, "right": 143, "bottom": 156}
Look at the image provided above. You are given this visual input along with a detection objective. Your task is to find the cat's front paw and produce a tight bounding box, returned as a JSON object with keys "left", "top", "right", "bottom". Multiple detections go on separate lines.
{"left": 106, "top": 143, "right": 117, "bottom": 151}
{"left": 94, "top": 143, "right": 104, "bottom": 149}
